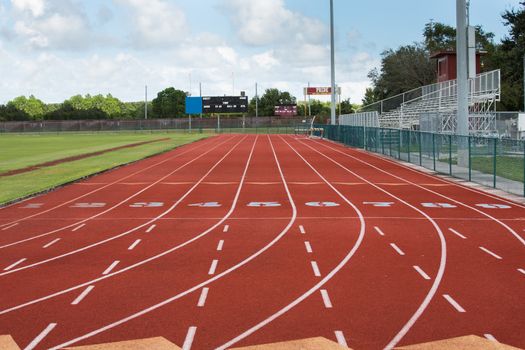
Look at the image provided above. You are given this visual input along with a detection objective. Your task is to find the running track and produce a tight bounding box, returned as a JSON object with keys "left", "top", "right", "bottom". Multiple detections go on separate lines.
{"left": 0, "top": 134, "right": 524, "bottom": 350}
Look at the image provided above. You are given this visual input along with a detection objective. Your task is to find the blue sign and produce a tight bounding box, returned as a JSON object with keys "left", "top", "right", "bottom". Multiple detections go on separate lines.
{"left": 185, "top": 97, "right": 203, "bottom": 114}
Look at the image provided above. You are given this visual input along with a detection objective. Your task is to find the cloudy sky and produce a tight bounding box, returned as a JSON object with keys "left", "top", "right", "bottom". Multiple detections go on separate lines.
{"left": 0, "top": 0, "right": 521, "bottom": 104}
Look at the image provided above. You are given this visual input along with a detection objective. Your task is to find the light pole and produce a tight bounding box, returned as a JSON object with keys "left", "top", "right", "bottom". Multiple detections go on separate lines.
{"left": 456, "top": 0, "right": 469, "bottom": 165}
{"left": 329, "top": 0, "right": 337, "bottom": 125}
{"left": 144, "top": 85, "right": 148, "bottom": 120}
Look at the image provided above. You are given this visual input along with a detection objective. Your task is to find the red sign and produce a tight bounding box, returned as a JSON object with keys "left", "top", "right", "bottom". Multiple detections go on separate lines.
{"left": 274, "top": 105, "right": 297, "bottom": 117}
{"left": 304, "top": 87, "right": 341, "bottom": 95}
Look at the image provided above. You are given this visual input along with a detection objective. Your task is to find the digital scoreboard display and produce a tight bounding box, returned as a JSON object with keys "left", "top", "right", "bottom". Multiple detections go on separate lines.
{"left": 274, "top": 104, "right": 298, "bottom": 117}
{"left": 202, "top": 96, "right": 248, "bottom": 114}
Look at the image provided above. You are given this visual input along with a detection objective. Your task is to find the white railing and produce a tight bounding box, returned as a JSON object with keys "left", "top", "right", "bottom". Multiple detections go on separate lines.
{"left": 340, "top": 112, "right": 380, "bottom": 127}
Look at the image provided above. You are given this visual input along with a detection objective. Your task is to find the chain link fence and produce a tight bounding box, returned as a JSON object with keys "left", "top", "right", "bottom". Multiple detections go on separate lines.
{"left": 318, "top": 124, "right": 525, "bottom": 197}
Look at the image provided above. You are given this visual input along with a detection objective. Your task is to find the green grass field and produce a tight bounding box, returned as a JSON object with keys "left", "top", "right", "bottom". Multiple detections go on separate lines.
{"left": 0, "top": 132, "right": 211, "bottom": 205}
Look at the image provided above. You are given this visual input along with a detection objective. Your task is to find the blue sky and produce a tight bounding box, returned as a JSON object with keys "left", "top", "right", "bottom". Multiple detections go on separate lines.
{"left": 0, "top": 0, "right": 522, "bottom": 104}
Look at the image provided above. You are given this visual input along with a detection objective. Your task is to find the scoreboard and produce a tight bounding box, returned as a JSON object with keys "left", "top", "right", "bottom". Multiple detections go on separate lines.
{"left": 202, "top": 96, "right": 248, "bottom": 114}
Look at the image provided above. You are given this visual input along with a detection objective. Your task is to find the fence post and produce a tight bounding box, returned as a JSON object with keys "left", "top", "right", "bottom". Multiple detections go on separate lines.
{"left": 419, "top": 131, "right": 422, "bottom": 166}
{"left": 468, "top": 136, "right": 472, "bottom": 182}
{"left": 493, "top": 138, "right": 497, "bottom": 188}
{"left": 398, "top": 130, "right": 401, "bottom": 159}
{"left": 381, "top": 129, "right": 385, "bottom": 155}
{"left": 408, "top": 129, "right": 411, "bottom": 163}
{"left": 432, "top": 133, "right": 436, "bottom": 171}
{"left": 449, "top": 134, "right": 452, "bottom": 175}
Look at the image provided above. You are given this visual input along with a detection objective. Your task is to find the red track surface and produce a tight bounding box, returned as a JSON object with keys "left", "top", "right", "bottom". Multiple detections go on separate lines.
{"left": 0, "top": 134, "right": 524, "bottom": 350}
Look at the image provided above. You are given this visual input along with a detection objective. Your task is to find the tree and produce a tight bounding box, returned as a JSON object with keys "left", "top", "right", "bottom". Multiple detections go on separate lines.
{"left": 248, "top": 88, "right": 296, "bottom": 116}
{"left": 7, "top": 95, "right": 46, "bottom": 120}
{"left": 152, "top": 88, "right": 187, "bottom": 118}
{"left": 362, "top": 87, "right": 380, "bottom": 106}
{"left": 339, "top": 99, "right": 355, "bottom": 115}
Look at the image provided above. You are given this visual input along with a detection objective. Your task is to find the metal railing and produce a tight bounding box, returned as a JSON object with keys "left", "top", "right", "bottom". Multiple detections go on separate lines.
{"left": 340, "top": 112, "right": 380, "bottom": 127}
{"left": 318, "top": 124, "right": 525, "bottom": 197}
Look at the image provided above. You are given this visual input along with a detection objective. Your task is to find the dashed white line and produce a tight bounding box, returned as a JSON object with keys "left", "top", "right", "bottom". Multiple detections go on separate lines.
{"left": 223, "top": 225, "right": 229, "bottom": 233}
{"left": 484, "top": 334, "right": 498, "bottom": 342}
{"left": 43, "top": 238, "right": 61, "bottom": 249}
{"left": 518, "top": 268, "right": 525, "bottom": 275}
{"left": 208, "top": 259, "right": 218, "bottom": 275}
{"left": 102, "top": 260, "right": 120, "bottom": 275}
{"left": 216, "top": 240, "right": 224, "bottom": 251}
{"left": 127, "top": 239, "right": 141, "bottom": 251}
{"left": 311, "top": 261, "right": 321, "bottom": 277}
{"left": 320, "top": 289, "right": 333, "bottom": 308}
{"left": 1, "top": 223, "right": 19, "bottom": 231}
{"left": 25, "top": 323, "right": 57, "bottom": 350}
{"left": 374, "top": 226, "right": 385, "bottom": 236}
{"left": 443, "top": 294, "right": 466, "bottom": 313}
{"left": 448, "top": 228, "right": 467, "bottom": 239}
{"left": 304, "top": 241, "right": 313, "bottom": 253}
{"left": 390, "top": 243, "right": 405, "bottom": 256}
{"left": 334, "top": 330, "right": 348, "bottom": 348}
{"left": 413, "top": 266, "right": 431, "bottom": 280}
{"left": 479, "top": 246, "right": 502, "bottom": 260}
{"left": 145, "top": 224, "right": 156, "bottom": 233}
{"left": 197, "top": 288, "right": 209, "bottom": 307}
{"left": 71, "top": 286, "right": 95, "bottom": 305}
{"left": 71, "top": 223, "right": 85, "bottom": 232}
{"left": 3, "top": 258, "right": 26, "bottom": 271}
{"left": 299, "top": 225, "right": 306, "bottom": 234}
{"left": 182, "top": 326, "right": 197, "bottom": 350}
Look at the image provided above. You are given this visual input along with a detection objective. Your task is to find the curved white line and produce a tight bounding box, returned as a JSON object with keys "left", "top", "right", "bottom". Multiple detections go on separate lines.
{"left": 216, "top": 135, "right": 367, "bottom": 349}
{"left": 0, "top": 136, "right": 220, "bottom": 227}
{"left": 326, "top": 137, "right": 525, "bottom": 210}
{"left": 48, "top": 134, "right": 297, "bottom": 350}
{"left": 0, "top": 135, "right": 255, "bottom": 315}
{"left": 294, "top": 137, "right": 447, "bottom": 350}
{"left": 315, "top": 139, "right": 525, "bottom": 247}
{"left": 0, "top": 136, "right": 243, "bottom": 277}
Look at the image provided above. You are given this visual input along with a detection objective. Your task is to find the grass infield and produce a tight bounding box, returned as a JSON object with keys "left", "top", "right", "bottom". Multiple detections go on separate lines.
{"left": 0, "top": 132, "right": 211, "bottom": 205}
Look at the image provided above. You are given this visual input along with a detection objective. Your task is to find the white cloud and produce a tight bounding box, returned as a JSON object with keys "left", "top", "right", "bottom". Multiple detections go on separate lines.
{"left": 116, "top": 0, "right": 189, "bottom": 48}
{"left": 252, "top": 51, "right": 279, "bottom": 70}
{"left": 11, "top": 0, "right": 45, "bottom": 17}
{"left": 221, "top": 0, "right": 326, "bottom": 47}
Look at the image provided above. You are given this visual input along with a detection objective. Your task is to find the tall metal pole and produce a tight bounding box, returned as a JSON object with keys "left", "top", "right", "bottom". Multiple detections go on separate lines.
{"left": 523, "top": 55, "right": 525, "bottom": 111}
{"left": 329, "top": 0, "right": 337, "bottom": 125}
{"left": 308, "top": 82, "right": 311, "bottom": 116}
{"left": 457, "top": 0, "right": 469, "bottom": 166}
{"left": 199, "top": 82, "right": 202, "bottom": 119}
{"left": 255, "top": 82, "right": 259, "bottom": 118}
{"left": 144, "top": 85, "right": 148, "bottom": 120}
{"left": 457, "top": 0, "right": 468, "bottom": 136}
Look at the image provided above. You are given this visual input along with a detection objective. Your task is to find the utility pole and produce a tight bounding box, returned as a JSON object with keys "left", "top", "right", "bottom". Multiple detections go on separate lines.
{"left": 329, "top": 0, "right": 337, "bottom": 125}
{"left": 199, "top": 82, "right": 202, "bottom": 119}
{"left": 144, "top": 85, "right": 148, "bottom": 120}
{"left": 255, "top": 82, "right": 259, "bottom": 118}
{"left": 456, "top": 0, "right": 469, "bottom": 165}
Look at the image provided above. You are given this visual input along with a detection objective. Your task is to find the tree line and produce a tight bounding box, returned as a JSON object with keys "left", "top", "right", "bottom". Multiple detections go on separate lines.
{"left": 0, "top": 87, "right": 357, "bottom": 122}
{"left": 364, "top": 2, "right": 525, "bottom": 111}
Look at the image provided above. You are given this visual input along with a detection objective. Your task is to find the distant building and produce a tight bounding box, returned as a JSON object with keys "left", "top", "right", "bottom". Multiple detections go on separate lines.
{"left": 430, "top": 51, "right": 485, "bottom": 82}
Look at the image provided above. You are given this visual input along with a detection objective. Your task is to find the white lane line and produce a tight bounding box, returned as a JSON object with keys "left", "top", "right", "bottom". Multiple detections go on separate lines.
{"left": 197, "top": 288, "right": 209, "bottom": 307}
{"left": 304, "top": 241, "right": 313, "bottom": 253}
{"left": 479, "top": 246, "right": 503, "bottom": 260}
{"left": 4, "top": 258, "right": 27, "bottom": 271}
{"left": 145, "top": 224, "right": 156, "bottom": 233}
{"left": 102, "top": 260, "right": 120, "bottom": 275}
{"left": 71, "top": 286, "right": 95, "bottom": 305}
{"left": 182, "top": 326, "right": 197, "bottom": 350}
{"left": 448, "top": 228, "right": 467, "bottom": 239}
{"left": 334, "top": 330, "right": 348, "bottom": 348}
{"left": 413, "top": 266, "right": 431, "bottom": 280}
{"left": 223, "top": 225, "right": 229, "bottom": 233}
{"left": 311, "top": 261, "right": 321, "bottom": 277}
{"left": 208, "top": 259, "right": 218, "bottom": 275}
{"left": 374, "top": 226, "right": 385, "bottom": 236}
{"left": 484, "top": 334, "right": 498, "bottom": 342}
{"left": 43, "top": 238, "right": 61, "bottom": 249}
{"left": 299, "top": 225, "right": 306, "bottom": 234}
{"left": 390, "top": 243, "right": 405, "bottom": 256}
{"left": 216, "top": 240, "right": 224, "bottom": 251}
{"left": 443, "top": 294, "right": 466, "bottom": 313}
{"left": 71, "top": 223, "right": 85, "bottom": 232}
{"left": 320, "top": 289, "right": 333, "bottom": 308}
{"left": 1, "top": 223, "right": 19, "bottom": 231}
{"left": 25, "top": 323, "right": 57, "bottom": 350}
{"left": 127, "top": 239, "right": 141, "bottom": 251}
{"left": 518, "top": 268, "right": 525, "bottom": 275}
